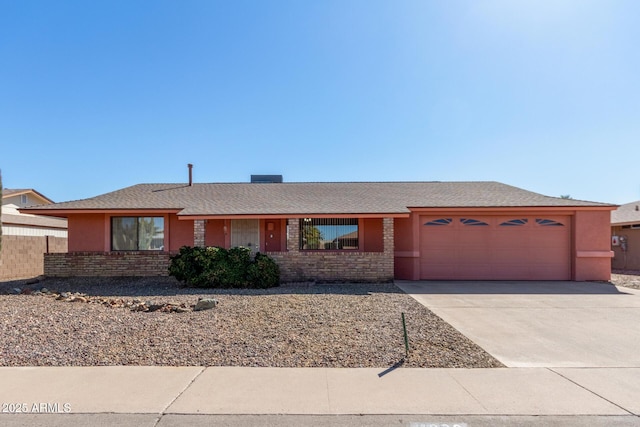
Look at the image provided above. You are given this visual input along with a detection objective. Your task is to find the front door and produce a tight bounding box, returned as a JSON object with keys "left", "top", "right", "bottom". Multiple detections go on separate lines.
{"left": 231, "top": 219, "right": 260, "bottom": 254}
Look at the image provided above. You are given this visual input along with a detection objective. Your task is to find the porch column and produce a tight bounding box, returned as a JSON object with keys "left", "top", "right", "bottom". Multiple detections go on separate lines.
{"left": 286, "top": 218, "right": 299, "bottom": 252}
{"left": 383, "top": 217, "right": 394, "bottom": 255}
{"left": 194, "top": 220, "right": 206, "bottom": 247}
{"left": 383, "top": 217, "right": 395, "bottom": 279}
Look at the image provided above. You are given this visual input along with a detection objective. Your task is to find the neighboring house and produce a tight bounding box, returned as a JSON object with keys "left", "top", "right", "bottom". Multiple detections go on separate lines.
{"left": 611, "top": 200, "right": 640, "bottom": 271}
{"left": 2, "top": 189, "right": 68, "bottom": 238}
{"left": 3, "top": 188, "right": 53, "bottom": 208}
{"left": 1, "top": 189, "right": 68, "bottom": 281}
{"left": 20, "top": 177, "right": 615, "bottom": 282}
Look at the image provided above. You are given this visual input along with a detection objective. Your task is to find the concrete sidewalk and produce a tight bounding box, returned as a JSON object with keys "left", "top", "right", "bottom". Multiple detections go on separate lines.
{"left": 0, "top": 366, "right": 638, "bottom": 418}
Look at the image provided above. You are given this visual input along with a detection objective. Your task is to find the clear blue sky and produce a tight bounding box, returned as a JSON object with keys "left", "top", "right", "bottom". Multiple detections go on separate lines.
{"left": 1, "top": 0, "right": 639, "bottom": 204}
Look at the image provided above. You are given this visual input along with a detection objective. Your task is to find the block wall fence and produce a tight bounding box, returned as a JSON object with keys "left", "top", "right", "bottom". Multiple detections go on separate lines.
{"left": 0, "top": 235, "right": 67, "bottom": 281}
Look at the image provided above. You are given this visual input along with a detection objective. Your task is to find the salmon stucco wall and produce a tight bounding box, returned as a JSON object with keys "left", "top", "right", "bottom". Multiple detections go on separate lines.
{"left": 362, "top": 218, "right": 384, "bottom": 252}
{"left": 205, "top": 219, "right": 226, "bottom": 247}
{"left": 393, "top": 216, "right": 420, "bottom": 280}
{"left": 67, "top": 213, "right": 193, "bottom": 253}
{"left": 169, "top": 215, "right": 194, "bottom": 251}
{"left": 68, "top": 214, "right": 106, "bottom": 252}
{"left": 574, "top": 210, "right": 614, "bottom": 281}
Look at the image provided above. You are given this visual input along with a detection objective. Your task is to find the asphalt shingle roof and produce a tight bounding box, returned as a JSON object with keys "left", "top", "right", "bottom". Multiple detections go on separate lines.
{"left": 612, "top": 200, "right": 640, "bottom": 225}
{"left": 20, "top": 181, "right": 614, "bottom": 216}
{"left": 1, "top": 213, "right": 67, "bottom": 229}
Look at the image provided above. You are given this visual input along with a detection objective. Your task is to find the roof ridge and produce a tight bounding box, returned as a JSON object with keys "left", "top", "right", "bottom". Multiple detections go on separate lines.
{"left": 133, "top": 180, "right": 503, "bottom": 185}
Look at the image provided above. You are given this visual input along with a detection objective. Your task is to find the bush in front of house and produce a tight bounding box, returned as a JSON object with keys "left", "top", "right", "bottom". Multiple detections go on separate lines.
{"left": 167, "top": 246, "right": 215, "bottom": 288}
{"left": 247, "top": 252, "right": 280, "bottom": 289}
{"left": 168, "top": 246, "right": 280, "bottom": 288}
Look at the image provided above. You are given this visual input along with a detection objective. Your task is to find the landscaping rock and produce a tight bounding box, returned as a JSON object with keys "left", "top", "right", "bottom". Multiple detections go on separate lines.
{"left": 147, "top": 303, "right": 164, "bottom": 312}
{"left": 0, "top": 278, "right": 504, "bottom": 368}
{"left": 194, "top": 298, "right": 218, "bottom": 311}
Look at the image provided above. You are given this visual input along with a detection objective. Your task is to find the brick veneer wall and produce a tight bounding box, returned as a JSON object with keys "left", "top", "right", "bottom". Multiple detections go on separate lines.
{"left": 267, "top": 217, "right": 394, "bottom": 282}
{"left": 0, "top": 235, "right": 68, "bottom": 280}
{"left": 44, "top": 252, "right": 171, "bottom": 277}
{"left": 194, "top": 220, "right": 205, "bottom": 247}
{"left": 42, "top": 217, "right": 396, "bottom": 282}
{"left": 267, "top": 251, "right": 393, "bottom": 282}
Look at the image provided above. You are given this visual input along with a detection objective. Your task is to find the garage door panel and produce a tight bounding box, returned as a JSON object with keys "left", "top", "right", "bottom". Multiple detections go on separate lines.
{"left": 420, "top": 215, "right": 571, "bottom": 280}
{"left": 529, "top": 249, "right": 567, "bottom": 262}
{"left": 493, "top": 249, "right": 530, "bottom": 264}
{"left": 421, "top": 263, "right": 459, "bottom": 279}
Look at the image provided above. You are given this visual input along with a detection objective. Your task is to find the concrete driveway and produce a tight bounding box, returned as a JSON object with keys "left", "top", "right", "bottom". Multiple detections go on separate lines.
{"left": 396, "top": 280, "right": 640, "bottom": 368}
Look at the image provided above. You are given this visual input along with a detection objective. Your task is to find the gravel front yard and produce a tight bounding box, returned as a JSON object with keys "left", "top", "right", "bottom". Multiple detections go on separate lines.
{"left": 0, "top": 278, "right": 503, "bottom": 368}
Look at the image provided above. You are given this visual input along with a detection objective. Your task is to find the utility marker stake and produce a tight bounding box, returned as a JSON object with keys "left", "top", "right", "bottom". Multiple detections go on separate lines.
{"left": 402, "top": 312, "right": 409, "bottom": 358}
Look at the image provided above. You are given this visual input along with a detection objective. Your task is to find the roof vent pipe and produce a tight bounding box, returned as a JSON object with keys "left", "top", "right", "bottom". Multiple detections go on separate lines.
{"left": 188, "top": 164, "right": 193, "bottom": 186}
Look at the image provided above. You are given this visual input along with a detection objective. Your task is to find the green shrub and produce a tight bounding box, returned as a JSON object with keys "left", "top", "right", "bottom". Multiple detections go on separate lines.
{"left": 168, "top": 246, "right": 216, "bottom": 287}
{"left": 169, "top": 246, "right": 280, "bottom": 288}
{"left": 247, "top": 252, "right": 280, "bottom": 289}
{"left": 225, "top": 247, "right": 252, "bottom": 288}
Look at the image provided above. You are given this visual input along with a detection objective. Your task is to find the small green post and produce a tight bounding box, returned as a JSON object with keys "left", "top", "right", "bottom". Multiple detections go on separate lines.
{"left": 402, "top": 312, "right": 409, "bottom": 357}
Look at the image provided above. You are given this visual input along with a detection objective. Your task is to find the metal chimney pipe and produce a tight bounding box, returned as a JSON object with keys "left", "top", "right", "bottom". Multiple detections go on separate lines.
{"left": 188, "top": 164, "right": 193, "bottom": 186}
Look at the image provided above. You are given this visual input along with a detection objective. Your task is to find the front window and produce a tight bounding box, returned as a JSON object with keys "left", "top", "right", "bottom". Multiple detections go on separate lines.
{"left": 111, "top": 217, "right": 165, "bottom": 251}
{"left": 299, "top": 218, "right": 358, "bottom": 250}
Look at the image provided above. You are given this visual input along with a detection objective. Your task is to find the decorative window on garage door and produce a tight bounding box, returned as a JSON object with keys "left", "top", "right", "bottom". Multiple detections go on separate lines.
{"left": 499, "top": 218, "right": 528, "bottom": 226}
{"left": 424, "top": 218, "right": 452, "bottom": 226}
{"left": 536, "top": 218, "right": 565, "bottom": 226}
{"left": 460, "top": 218, "right": 489, "bottom": 226}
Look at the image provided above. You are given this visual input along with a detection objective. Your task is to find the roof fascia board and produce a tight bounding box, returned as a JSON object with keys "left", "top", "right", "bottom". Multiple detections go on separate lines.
{"left": 409, "top": 206, "right": 616, "bottom": 213}
{"left": 178, "top": 213, "right": 410, "bottom": 220}
{"left": 19, "top": 209, "right": 182, "bottom": 215}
